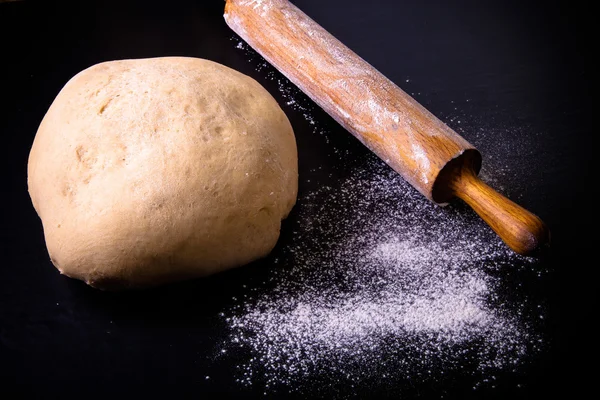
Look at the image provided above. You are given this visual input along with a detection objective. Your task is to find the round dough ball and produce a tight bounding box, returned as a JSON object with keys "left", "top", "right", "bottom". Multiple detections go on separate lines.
{"left": 28, "top": 57, "right": 298, "bottom": 290}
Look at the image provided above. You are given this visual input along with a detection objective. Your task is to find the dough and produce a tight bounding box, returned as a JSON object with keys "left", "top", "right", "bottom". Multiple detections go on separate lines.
{"left": 27, "top": 57, "right": 298, "bottom": 290}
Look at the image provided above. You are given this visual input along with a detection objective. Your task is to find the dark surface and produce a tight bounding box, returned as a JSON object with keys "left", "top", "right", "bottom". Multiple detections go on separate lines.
{"left": 0, "top": 0, "right": 593, "bottom": 398}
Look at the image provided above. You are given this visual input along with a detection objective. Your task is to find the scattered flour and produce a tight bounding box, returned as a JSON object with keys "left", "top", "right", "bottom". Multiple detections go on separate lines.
{"left": 218, "top": 162, "right": 544, "bottom": 396}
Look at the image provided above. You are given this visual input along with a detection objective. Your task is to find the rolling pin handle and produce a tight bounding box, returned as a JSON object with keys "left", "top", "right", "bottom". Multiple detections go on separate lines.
{"left": 446, "top": 156, "right": 550, "bottom": 256}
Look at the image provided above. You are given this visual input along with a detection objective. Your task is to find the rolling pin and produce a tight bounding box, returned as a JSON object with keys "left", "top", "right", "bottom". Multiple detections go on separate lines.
{"left": 224, "top": 0, "right": 549, "bottom": 256}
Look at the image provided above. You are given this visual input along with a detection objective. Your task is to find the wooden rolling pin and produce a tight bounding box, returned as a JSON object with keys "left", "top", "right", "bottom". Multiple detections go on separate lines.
{"left": 224, "top": 0, "right": 549, "bottom": 256}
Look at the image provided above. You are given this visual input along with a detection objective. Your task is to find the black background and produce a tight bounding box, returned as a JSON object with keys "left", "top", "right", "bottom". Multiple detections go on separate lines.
{"left": 0, "top": 0, "right": 593, "bottom": 398}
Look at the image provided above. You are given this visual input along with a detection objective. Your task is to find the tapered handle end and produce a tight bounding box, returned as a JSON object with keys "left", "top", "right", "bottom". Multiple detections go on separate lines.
{"left": 452, "top": 168, "right": 550, "bottom": 257}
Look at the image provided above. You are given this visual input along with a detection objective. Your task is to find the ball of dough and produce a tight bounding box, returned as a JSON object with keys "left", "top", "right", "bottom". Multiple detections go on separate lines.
{"left": 27, "top": 57, "right": 298, "bottom": 290}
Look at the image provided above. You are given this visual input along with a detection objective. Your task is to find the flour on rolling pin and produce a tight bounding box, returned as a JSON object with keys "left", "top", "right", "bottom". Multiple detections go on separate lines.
{"left": 225, "top": 0, "right": 473, "bottom": 194}
{"left": 225, "top": 0, "right": 549, "bottom": 256}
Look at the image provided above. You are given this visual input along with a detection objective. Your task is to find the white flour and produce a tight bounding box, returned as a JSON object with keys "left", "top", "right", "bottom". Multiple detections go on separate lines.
{"left": 220, "top": 36, "right": 545, "bottom": 398}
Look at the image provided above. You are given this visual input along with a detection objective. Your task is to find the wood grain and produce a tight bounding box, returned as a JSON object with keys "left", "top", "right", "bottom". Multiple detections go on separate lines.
{"left": 224, "top": 0, "right": 549, "bottom": 255}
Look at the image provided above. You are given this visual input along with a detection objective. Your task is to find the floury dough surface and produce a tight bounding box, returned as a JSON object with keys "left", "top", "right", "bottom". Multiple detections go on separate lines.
{"left": 27, "top": 57, "right": 298, "bottom": 290}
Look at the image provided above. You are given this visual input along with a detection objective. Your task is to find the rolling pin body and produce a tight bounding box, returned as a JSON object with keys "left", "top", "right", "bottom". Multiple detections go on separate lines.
{"left": 224, "top": 0, "right": 549, "bottom": 255}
